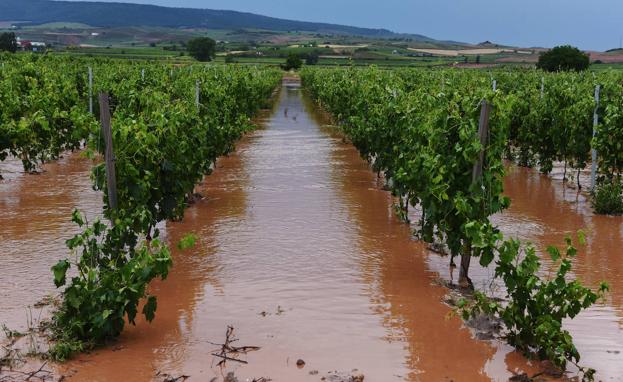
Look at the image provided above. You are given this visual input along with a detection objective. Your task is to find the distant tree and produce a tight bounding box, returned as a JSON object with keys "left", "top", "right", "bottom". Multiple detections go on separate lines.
{"left": 225, "top": 54, "right": 236, "bottom": 64}
{"left": 305, "top": 51, "right": 320, "bottom": 65}
{"left": 537, "top": 45, "right": 590, "bottom": 72}
{"left": 187, "top": 37, "right": 216, "bottom": 62}
{"left": 149, "top": 42, "right": 157, "bottom": 48}
{"left": 0, "top": 32, "right": 18, "bottom": 53}
{"left": 216, "top": 42, "right": 227, "bottom": 52}
{"left": 282, "top": 53, "right": 303, "bottom": 71}
{"left": 475, "top": 55, "right": 481, "bottom": 64}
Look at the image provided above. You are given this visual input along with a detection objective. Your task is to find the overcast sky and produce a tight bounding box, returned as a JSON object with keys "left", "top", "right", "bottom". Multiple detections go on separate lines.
{"left": 66, "top": 0, "right": 622, "bottom": 51}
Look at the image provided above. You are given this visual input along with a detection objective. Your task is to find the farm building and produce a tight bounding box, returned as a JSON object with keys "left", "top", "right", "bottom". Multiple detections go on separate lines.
{"left": 16, "top": 38, "right": 47, "bottom": 52}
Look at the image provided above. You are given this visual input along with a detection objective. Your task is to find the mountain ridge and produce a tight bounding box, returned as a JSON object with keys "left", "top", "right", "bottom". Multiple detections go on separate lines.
{"left": 0, "top": 0, "right": 439, "bottom": 42}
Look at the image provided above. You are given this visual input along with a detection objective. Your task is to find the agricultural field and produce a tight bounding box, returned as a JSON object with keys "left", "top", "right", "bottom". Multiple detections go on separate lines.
{"left": 1, "top": 49, "right": 623, "bottom": 382}
{"left": 4, "top": 22, "right": 606, "bottom": 69}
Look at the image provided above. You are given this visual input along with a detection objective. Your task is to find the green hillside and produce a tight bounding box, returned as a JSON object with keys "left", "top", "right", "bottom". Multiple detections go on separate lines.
{"left": 0, "top": 0, "right": 435, "bottom": 40}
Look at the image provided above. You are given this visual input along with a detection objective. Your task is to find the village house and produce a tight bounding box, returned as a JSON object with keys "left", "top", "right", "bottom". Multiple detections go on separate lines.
{"left": 16, "top": 37, "right": 47, "bottom": 52}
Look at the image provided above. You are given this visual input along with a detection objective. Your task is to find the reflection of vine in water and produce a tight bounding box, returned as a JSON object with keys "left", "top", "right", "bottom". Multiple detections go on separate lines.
{"left": 161, "top": 146, "right": 253, "bottom": 327}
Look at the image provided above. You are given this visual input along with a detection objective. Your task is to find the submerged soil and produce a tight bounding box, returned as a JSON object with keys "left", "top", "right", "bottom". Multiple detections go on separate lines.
{"left": 1, "top": 81, "right": 621, "bottom": 381}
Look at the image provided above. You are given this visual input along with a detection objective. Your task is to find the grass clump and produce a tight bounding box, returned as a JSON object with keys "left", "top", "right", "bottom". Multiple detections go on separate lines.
{"left": 592, "top": 180, "right": 623, "bottom": 215}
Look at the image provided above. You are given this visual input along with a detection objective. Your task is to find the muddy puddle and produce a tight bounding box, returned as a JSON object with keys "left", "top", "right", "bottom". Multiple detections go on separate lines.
{"left": 1, "top": 81, "right": 621, "bottom": 381}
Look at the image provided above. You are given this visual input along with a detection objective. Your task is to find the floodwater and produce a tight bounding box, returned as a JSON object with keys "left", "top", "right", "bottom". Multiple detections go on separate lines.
{"left": 428, "top": 167, "right": 623, "bottom": 380}
{"left": 501, "top": 166, "right": 623, "bottom": 378}
{"left": 0, "top": 80, "right": 621, "bottom": 381}
{"left": 0, "top": 154, "right": 101, "bottom": 331}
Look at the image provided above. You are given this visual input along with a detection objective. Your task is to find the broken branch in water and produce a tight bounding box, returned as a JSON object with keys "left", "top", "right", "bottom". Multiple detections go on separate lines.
{"left": 25, "top": 362, "right": 49, "bottom": 381}
{"left": 211, "top": 353, "right": 248, "bottom": 365}
{"left": 0, "top": 361, "right": 52, "bottom": 382}
{"left": 155, "top": 371, "right": 190, "bottom": 382}
{"left": 210, "top": 326, "right": 260, "bottom": 367}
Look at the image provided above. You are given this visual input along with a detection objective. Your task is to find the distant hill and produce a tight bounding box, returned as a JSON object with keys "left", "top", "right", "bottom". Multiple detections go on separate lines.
{"left": 0, "top": 0, "right": 437, "bottom": 41}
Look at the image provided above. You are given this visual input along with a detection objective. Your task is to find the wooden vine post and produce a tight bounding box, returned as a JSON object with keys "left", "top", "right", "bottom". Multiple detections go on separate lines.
{"left": 99, "top": 92, "right": 118, "bottom": 211}
{"left": 591, "top": 85, "right": 601, "bottom": 191}
{"left": 460, "top": 99, "right": 491, "bottom": 288}
{"left": 88, "top": 67, "right": 93, "bottom": 114}
{"left": 195, "top": 80, "right": 200, "bottom": 109}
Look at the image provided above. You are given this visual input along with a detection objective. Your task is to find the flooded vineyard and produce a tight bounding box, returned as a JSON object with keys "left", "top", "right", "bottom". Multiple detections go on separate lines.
{"left": 1, "top": 81, "right": 622, "bottom": 381}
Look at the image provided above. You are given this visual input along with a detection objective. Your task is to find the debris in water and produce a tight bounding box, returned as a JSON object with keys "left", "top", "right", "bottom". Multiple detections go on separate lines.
{"left": 33, "top": 295, "right": 60, "bottom": 309}
{"left": 258, "top": 306, "right": 286, "bottom": 317}
{"left": 209, "top": 326, "right": 260, "bottom": 367}
{"left": 186, "top": 192, "right": 204, "bottom": 205}
{"left": 508, "top": 373, "right": 531, "bottom": 382}
{"left": 541, "top": 360, "right": 563, "bottom": 378}
{"left": 0, "top": 361, "right": 52, "bottom": 381}
{"left": 155, "top": 371, "right": 190, "bottom": 382}
{"left": 296, "top": 358, "right": 305, "bottom": 368}
{"left": 426, "top": 242, "right": 448, "bottom": 256}
{"left": 320, "top": 370, "right": 365, "bottom": 382}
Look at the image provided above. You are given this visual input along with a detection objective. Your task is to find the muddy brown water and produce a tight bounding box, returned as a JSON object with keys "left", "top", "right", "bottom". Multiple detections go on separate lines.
{"left": 0, "top": 154, "right": 101, "bottom": 331}
{"left": 0, "top": 82, "right": 621, "bottom": 381}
